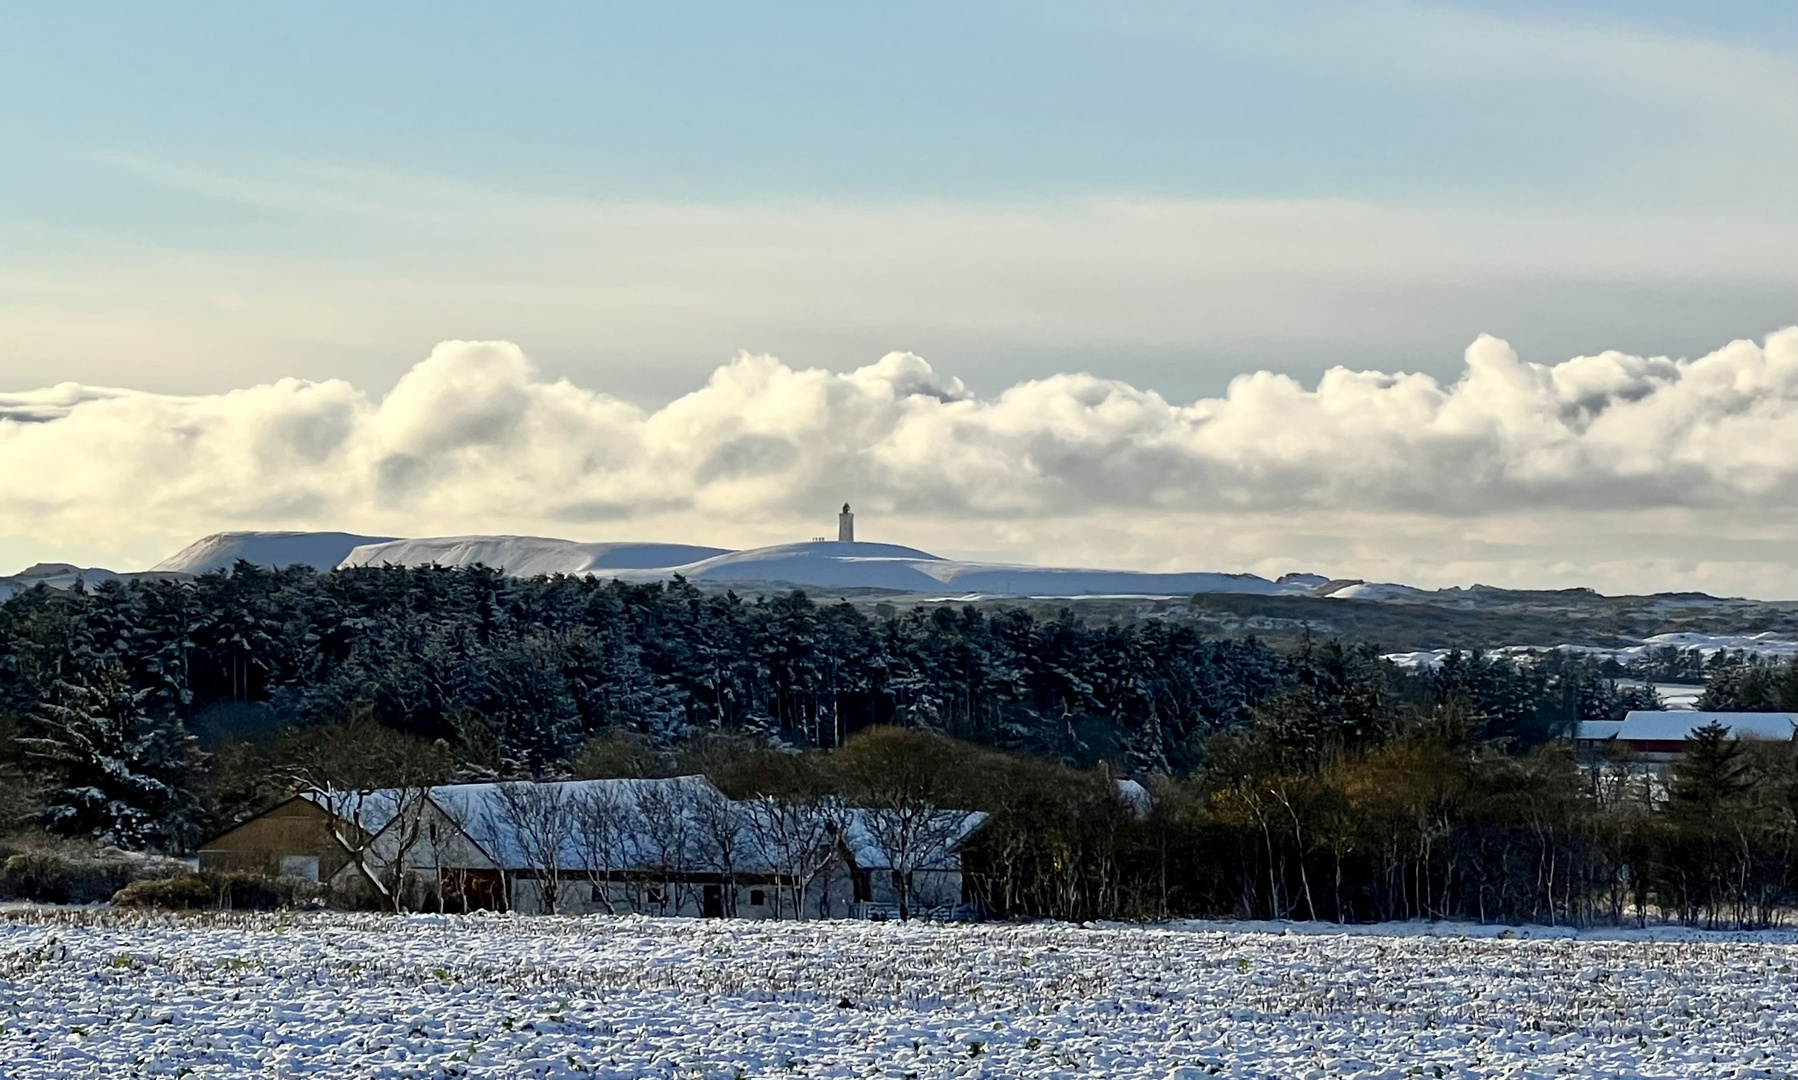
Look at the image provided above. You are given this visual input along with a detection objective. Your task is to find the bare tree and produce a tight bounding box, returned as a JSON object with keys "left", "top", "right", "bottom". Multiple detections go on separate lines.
{"left": 689, "top": 783, "right": 747, "bottom": 916}
{"left": 834, "top": 727, "right": 976, "bottom": 920}
{"left": 569, "top": 782, "right": 633, "bottom": 914}
{"left": 635, "top": 780, "right": 700, "bottom": 915}
{"left": 743, "top": 792, "right": 845, "bottom": 919}
{"left": 852, "top": 804, "right": 978, "bottom": 920}
{"left": 275, "top": 716, "right": 451, "bottom": 912}
{"left": 492, "top": 781, "right": 579, "bottom": 914}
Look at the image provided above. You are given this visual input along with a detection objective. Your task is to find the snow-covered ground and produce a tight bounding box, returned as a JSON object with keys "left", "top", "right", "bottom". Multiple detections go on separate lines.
{"left": 153, "top": 531, "right": 400, "bottom": 574}
{"left": 2, "top": 911, "right": 1792, "bottom": 1079}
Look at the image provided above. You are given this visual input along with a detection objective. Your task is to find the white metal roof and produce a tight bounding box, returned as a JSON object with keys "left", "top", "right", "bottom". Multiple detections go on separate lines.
{"left": 1615, "top": 710, "right": 1797, "bottom": 743}
{"left": 1576, "top": 720, "right": 1625, "bottom": 741}
{"left": 432, "top": 776, "right": 730, "bottom": 872}
{"left": 838, "top": 809, "right": 989, "bottom": 871}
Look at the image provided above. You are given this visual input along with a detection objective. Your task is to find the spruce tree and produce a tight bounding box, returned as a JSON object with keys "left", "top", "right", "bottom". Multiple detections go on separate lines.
{"left": 23, "top": 665, "right": 205, "bottom": 849}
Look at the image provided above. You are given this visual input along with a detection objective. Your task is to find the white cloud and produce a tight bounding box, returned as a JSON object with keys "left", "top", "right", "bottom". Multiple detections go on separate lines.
{"left": 1, "top": 330, "right": 1792, "bottom": 597}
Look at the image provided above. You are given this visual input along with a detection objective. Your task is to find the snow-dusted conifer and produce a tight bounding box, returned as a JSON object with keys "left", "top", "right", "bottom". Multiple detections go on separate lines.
{"left": 24, "top": 666, "right": 203, "bottom": 850}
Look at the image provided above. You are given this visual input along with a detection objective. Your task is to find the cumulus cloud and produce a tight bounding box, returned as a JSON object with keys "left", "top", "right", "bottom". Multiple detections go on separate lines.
{"left": 0, "top": 331, "right": 1792, "bottom": 595}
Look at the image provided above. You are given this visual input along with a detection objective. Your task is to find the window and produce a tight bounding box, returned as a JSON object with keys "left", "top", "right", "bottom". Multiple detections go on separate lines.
{"left": 646, "top": 885, "right": 667, "bottom": 906}
{"left": 749, "top": 889, "right": 766, "bottom": 907}
{"left": 852, "top": 870, "right": 871, "bottom": 903}
{"left": 279, "top": 855, "right": 320, "bottom": 883}
{"left": 591, "top": 883, "right": 607, "bottom": 903}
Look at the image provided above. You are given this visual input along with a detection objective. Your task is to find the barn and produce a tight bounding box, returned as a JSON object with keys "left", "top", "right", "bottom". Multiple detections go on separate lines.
{"left": 1576, "top": 710, "right": 1797, "bottom": 763}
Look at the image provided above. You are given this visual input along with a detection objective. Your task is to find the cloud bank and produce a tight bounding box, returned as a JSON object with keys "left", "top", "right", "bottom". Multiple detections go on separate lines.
{"left": 1, "top": 330, "right": 1793, "bottom": 597}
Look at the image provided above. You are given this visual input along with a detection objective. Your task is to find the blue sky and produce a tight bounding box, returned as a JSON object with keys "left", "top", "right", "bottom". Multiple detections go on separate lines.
{"left": 2, "top": 1, "right": 1792, "bottom": 402}
{"left": 6, "top": 1, "right": 1793, "bottom": 204}
{"left": 0, "top": 2, "right": 1794, "bottom": 597}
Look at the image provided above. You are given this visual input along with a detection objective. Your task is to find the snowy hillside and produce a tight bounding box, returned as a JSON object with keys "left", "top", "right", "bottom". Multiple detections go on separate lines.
{"left": 340, "top": 535, "right": 729, "bottom": 576}
{"left": 14, "top": 530, "right": 1794, "bottom": 612}
{"left": 153, "top": 531, "right": 397, "bottom": 574}
{"left": 0, "top": 562, "right": 183, "bottom": 601}
{"left": 335, "top": 536, "right": 1297, "bottom": 597}
{"left": 1384, "top": 632, "right": 1798, "bottom": 672}
{"left": 13, "top": 529, "right": 1305, "bottom": 599}
{"left": 1319, "top": 580, "right": 1427, "bottom": 601}
{"left": 610, "top": 540, "right": 1296, "bottom": 597}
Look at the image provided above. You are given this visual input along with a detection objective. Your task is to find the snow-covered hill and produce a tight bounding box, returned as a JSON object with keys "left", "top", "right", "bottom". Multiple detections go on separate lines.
{"left": 1318, "top": 580, "right": 1427, "bottom": 601}
{"left": 1384, "top": 632, "right": 1798, "bottom": 672}
{"left": 0, "top": 562, "right": 184, "bottom": 601}
{"left": 606, "top": 540, "right": 1291, "bottom": 596}
{"left": 336, "top": 537, "right": 1298, "bottom": 597}
{"left": 153, "top": 531, "right": 398, "bottom": 574}
{"left": 11, "top": 531, "right": 1792, "bottom": 614}
{"left": 340, "top": 536, "right": 729, "bottom": 576}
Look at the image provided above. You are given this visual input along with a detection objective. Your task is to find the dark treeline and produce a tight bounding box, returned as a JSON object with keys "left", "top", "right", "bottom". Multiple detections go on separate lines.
{"left": 1, "top": 563, "right": 1793, "bottom": 927}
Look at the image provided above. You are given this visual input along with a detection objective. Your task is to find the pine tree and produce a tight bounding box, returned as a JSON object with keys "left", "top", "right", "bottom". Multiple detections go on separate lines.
{"left": 23, "top": 666, "right": 205, "bottom": 849}
{"left": 1669, "top": 721, "right": 1753, "bottom": 816}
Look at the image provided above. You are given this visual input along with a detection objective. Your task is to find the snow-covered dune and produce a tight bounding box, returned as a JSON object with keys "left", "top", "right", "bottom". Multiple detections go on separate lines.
{"left": 626, "top": 540, "right": 955, "bottom": 592}
{"left": 153, "top": 531, "right": 398, "bottom": 574}
{"left": 928, "top": 562, "right": 1288, "bottom": 597}
{"left": 339, "top": 535, "right": 729, "bottom": 577}
{"left": 0, "top": 562, "right": 185, "bottom": 600}
{"left": 25, "top": 530, "right": 1299, "bottom": 599}
{"left": 618, "top": 540, "right": 1294, "bottom": 597}
{"left": 1319, "top": 580, "right": 1427, "bottom": 601}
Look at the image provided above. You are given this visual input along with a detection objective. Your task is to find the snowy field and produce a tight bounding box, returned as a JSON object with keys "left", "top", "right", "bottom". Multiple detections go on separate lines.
{"left": 1, "top": 911, "right": 1794, "bottom": 1079}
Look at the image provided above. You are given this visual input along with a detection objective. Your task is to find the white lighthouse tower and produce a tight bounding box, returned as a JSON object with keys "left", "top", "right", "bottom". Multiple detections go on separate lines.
{"left": 837, "top": 502, "right": 855, "bottom": 543}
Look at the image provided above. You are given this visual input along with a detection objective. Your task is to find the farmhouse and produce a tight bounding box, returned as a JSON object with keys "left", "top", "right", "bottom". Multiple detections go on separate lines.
{"left": 200, "top": 775, "right": 987, "bottom": 919}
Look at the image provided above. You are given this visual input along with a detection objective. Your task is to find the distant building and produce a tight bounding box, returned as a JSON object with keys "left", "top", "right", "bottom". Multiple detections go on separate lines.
{"left": 1576, "top": 710, "right": 1797, "bottom": 764}
{"left": 196, "top": 794, "right": 363, "bottom": 885}
{"left": 200, "top": 776, "right": 986, "bottom": 919}
{"left": 838, "top": 502, "right": 855, "bottom": 543}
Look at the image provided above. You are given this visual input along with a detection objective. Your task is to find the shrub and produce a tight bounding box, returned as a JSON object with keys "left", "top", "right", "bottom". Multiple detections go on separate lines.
{"left": 112, "top": 874, "right": 215, "bottom": 909}
{"left": 0, "top": 844, "right": 189, "bottom": 904}
{"left": 112, "top": 871, "right": 328, "bottom": 911}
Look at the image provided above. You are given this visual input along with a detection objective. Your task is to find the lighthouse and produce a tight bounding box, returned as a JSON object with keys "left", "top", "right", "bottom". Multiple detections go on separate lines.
{"left": 838, "top": 503, "right": 855, "bottom": 543}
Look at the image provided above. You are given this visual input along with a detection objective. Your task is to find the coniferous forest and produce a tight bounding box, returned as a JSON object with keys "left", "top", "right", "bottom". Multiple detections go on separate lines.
{"left": 1, "top": 563, "right": 1794, "bottom": 926}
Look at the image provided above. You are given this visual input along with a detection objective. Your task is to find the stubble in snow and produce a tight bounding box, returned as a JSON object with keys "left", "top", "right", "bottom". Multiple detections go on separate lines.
{"left": 0, "top": 910, "right": 1793, "bottom": 1078}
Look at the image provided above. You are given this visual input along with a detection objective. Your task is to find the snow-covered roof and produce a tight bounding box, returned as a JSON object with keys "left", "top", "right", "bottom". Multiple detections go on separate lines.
{"left": 1615, "top": 711, "right": 1797, "bottom": 743}
{"left": 838, "top": 808, "right": 989, "bottom": 871}
{"left": 304, "top": 777, "right": 988, "bottom": 876}
{"left": 1114, "top": 779, "right": 1153, "bottom": 817}
{"left": 1576, "top": 720, "right": 1625, "bottom": 741}
{"left": 433, "top": 776, "right": 734, "bottom": 873}
{"left": 307, "top": 777, "right": 746, "bottom": 873}
{"left": 298, "top": 788, "right": 410, "bottom": 836}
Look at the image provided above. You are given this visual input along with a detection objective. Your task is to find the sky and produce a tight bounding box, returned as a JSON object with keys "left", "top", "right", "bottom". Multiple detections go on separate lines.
{"left": 0, "top": 1, "right": 1793, "bottom": 596}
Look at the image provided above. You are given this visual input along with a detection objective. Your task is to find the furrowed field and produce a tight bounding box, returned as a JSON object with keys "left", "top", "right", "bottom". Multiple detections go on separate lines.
{"left": 1, "top": 911, "right": 1793, "bottom": 1079}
